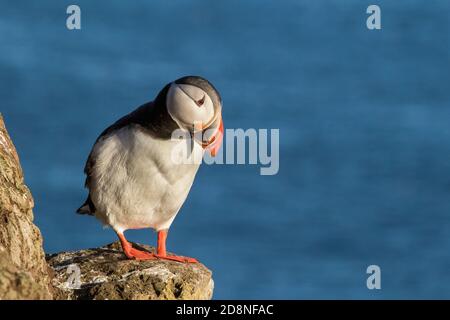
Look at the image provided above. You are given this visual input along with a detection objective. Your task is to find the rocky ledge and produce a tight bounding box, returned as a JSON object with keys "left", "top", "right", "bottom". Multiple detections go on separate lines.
{"left": 0, "top": 114, "right": 214, "bottom": 300}
{"left": 47, "top": 241, "right": 214, "bottom": 300}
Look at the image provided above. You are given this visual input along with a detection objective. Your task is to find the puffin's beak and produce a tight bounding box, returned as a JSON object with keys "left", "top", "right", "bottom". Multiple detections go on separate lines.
{"left": 198, "top": 114, "right": 224, "bottom": 157}
{"left": 207, "top": 115, "right": 223, "bottom": 157}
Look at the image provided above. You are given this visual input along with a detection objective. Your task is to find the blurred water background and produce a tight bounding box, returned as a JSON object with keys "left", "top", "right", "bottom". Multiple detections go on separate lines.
{"left": 1, "top": 0, "right": 449, "bottom": 298}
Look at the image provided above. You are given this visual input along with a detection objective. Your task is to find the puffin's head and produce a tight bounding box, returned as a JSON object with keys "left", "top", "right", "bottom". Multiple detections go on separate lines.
{"left": 165, "top": 76, "right": 224, "bottom": 155}
{"left": 166, "top": 76, "right": 222, "bottom": 133}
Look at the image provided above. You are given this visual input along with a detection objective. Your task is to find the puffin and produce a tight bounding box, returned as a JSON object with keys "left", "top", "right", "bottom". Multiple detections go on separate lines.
{"left": 77, "top": 76, "right": 224, "bottom": 263}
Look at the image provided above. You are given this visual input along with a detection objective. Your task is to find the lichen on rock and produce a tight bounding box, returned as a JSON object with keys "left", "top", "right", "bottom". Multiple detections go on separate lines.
{"left": 47, "top": 241, "right": 214, "bottom": 300}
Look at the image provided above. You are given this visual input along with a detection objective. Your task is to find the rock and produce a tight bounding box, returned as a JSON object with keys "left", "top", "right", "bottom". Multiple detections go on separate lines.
{"left": 0, "top": 114, "right": 53, "bottom": 299}
{"left": 47, "top": 241, "right": 214, "bottom": 300}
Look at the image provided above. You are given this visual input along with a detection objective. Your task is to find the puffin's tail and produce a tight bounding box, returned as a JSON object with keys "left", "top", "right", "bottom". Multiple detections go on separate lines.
{"left": 76, "top": 195, "right": 95, "bottom": 215}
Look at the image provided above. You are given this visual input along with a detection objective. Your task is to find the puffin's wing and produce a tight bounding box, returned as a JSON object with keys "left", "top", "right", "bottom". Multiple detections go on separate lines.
{"left": 76, "top": 122, "right": 124, "bottom": 215}
{"left": 76, "top": 194, "right": 95, "bottom": 215}
{"left": 76, "top": 134, "right": 108, "bottom": 215}
{"left": 76, "top": 102, "right": 160, "bottom": 215}
{"left": 76, "top": 105, "right": 147, "bottom": 215}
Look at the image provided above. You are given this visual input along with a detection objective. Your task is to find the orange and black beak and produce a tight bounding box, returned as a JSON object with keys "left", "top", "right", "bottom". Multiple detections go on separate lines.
{"left": 204, "top": 115, "right": 223, "bottom": 157}
{"left": 196, "top": 114, "right": 223, "bottom": 157}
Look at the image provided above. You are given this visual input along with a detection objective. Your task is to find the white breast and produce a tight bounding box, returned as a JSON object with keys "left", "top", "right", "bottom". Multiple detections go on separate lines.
{"left": 88, "top": 126, "right": 203, "bottom": 232}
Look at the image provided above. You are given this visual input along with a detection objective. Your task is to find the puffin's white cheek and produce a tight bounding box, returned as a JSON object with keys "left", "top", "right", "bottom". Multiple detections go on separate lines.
{"left": 167, "top": 85, "right": 192, "bottom": 125}
{"left": 167, "top": 84, "right": 214, "bottom": 127}
{"left": 185, "top": 98, "right": 214, "bottom": 125}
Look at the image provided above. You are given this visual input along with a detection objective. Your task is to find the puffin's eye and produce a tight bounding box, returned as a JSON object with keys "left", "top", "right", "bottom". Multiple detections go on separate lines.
{"left": 195, "top": 94, "right": 205, "bottom": 107}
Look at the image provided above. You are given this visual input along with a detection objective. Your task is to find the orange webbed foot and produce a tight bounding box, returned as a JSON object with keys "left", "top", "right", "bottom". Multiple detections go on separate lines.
{"left": 154, "top": 254, "right": 198, "bottom": 263}
{"left": 117, "top": 232, "right": 154, "bottom": 260}
{"left": 126, "top": 247, "right": 156, "bottom": 260}
{"left": 155, "top": 230, "right": 198, "bottom": 263}
{"left": 117, "top": 230, "right": 199, "bottom": 263}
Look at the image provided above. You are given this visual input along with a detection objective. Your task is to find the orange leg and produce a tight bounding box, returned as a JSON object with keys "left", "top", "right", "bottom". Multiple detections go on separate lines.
{"left": 117, "top": 232, "right": 154, "bottom": 260}
{"left": 154, "top": 230, "right": 198, "bottom": 263}
{"left": 157, "top": 229, "right": 167, "bottom": 256}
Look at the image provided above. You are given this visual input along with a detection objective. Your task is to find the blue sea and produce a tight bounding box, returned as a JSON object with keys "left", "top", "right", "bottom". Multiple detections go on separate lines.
{"left": 1, "top": 0, "right": 449, "bottom": 299}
